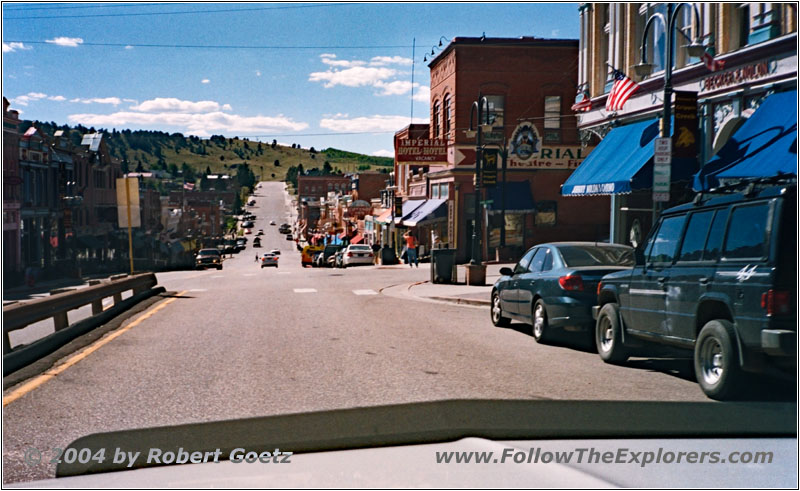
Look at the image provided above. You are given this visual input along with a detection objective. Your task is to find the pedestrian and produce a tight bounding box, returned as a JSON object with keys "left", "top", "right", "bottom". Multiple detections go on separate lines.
{"left": 371, "top": 241, "right": 381, "bottom": 265}
{"left": 403, "top": 231, "right": 419, "bottom": 268}
{"left": 254, "top": 254, "right": 259, "bottom": 263}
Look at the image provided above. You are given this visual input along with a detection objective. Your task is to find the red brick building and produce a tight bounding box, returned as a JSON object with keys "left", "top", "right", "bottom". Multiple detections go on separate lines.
{"left": 3, "top": 98, "right": 22, "bottom": 281}
{"left": 414, "top": 36, "right": 610, "bottom": 262}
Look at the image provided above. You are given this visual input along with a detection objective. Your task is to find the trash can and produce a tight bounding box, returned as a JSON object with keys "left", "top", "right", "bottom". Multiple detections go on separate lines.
{"left": 430, "top": 248, "right": 456, "bottom": 284}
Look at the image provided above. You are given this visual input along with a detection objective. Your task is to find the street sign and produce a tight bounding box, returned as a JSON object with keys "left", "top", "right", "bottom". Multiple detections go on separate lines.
{"left": 654, "top": 137, "right": 672, "bottom": 155}
{"left": 653, "top": 137, "right": 671, "bottom": 202}
{"left": 480, "top": 200, "right": 494, "bottom": 205}
{"left": 653, "top": 192, "right": 671, "bottom": 202}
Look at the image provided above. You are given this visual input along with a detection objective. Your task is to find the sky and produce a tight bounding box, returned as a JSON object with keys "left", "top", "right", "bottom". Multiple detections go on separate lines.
{"left": 2, "top": 2, "right": 580, "bottom": 156}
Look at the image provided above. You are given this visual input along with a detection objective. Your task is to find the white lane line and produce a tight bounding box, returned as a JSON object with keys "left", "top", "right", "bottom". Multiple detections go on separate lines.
{"left": 211, "top": 275, "right": 223, "bottom": 278}
{"left": 189, "top": 289, "right": 207, "bottom": 292}
{"left": 353, "top": 289, "right": 378, "bottom": 295}
{"left": 294, "top": 288, "right": 317, "bottom": 293}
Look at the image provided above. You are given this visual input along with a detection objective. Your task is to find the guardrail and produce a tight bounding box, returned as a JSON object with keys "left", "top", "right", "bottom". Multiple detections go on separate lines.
{"left": 3, "top": 273, "right": 157, "bottom": 355}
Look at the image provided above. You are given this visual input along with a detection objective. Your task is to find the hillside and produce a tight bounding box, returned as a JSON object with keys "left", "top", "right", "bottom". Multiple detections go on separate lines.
{"left": 23, "top": 121, "right": 393, "bottom": 182}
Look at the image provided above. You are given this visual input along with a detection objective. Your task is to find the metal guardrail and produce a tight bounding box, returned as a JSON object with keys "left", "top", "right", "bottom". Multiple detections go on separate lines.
{"left": 3, "top": 273, "right": 157, "bottom": 355}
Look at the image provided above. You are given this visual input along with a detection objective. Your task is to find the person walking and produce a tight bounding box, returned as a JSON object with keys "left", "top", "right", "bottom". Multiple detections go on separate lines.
{"left": 371, "top": 241, "right": 381, "bottom": 265}
{"left": 403, "top": 231, "right": 419, "bottom": 268}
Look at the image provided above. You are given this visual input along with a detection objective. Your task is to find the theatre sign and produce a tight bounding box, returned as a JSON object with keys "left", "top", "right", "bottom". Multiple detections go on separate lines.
{"left": 509, "top": 145, "right": 595, "bottom": 169}
{"left": 395, "top": 139, "right": 448, "bottom": 164}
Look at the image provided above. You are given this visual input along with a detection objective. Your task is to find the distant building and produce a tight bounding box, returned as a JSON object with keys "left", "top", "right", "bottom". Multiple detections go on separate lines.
{"left": 3, "top": 97, "right": 22, "bottom": 282}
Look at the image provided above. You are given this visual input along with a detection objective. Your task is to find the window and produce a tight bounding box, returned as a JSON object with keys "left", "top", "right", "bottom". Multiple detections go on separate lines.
{"left": 528, "top": 248, "right": 548, "bottom": 273}
{"left": 484, "top": 95, "right": 504, "bottom": 128}
{"left": 515, "top": 247, "right": 537, "bottom": 274}
{"left": 648, "top": 215, "right": 687, "bottom": 264}
{"left": 535, "top": 201, "right": 557, "bottom": 227}
{"left": 544, "top": 96, "right": 561, "bottom": 142}
{"left": 433, "top": 101, "right": 441, "bottom": 138}
{"left": 431, "top": 185, "right": 439, "bottom": 199}
{"left": 439, "top": 184, "right": 448, "bottom": 199}
{"left": 723, "top": 203, "right": 771, "bottom": 259}
{"left": 678, "top": 211, "right": 715, "bottom": 262}
{"left": 749, "top": 3, "right": 781, "bottom": 44}
{"left": 702, "top": 208, "right": 729, "bottom": 261}
{"left": 541, "top": 248, "right": 553, "bottom": 272}
{"left": 443, "top": 94, "right": 452, "bottom": 137}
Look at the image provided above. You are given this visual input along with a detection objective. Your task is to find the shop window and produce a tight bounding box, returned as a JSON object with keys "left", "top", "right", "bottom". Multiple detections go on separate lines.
{"left": 535, "top": 201, "right": 557, "bottom": 227}
{"left": 439, "top": 184, "right": 449, "bottom": 199}
{"left": 543, "top": 96, "right": 561, "bottom": 143}
{"left": 431, "top": 185, "right": 439, "bottom": 199}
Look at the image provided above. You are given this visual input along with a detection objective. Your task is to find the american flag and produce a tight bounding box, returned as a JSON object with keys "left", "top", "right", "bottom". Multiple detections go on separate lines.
{"left": 571, "top": 88, "right": 593, "bottom": 112}
{"left": 183, "top": 182, "right": 195, "bottom": 191}
{"left": 701, "top": 50, "right": 725, "bottom": 72}
{"left": 605, "top": 69, "right": 639, "bottom": 112}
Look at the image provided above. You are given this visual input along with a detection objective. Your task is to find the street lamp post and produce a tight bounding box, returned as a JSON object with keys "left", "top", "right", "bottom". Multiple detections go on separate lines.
{"left": 634, "top": 3, "right": 704, "bottom": 221}
{"left": 467, "top": 96, "right": 493, "bottom": 266}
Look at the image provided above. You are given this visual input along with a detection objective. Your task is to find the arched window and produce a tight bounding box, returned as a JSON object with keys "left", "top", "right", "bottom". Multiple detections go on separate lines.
{"left": 443, "top": 94, "right": 452, "bottom": 137}
{"left": 433, "top": 100, "right": 441, "bottom": 138}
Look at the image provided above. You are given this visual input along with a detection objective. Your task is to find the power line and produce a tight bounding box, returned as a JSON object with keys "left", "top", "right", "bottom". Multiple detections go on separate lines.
{"left": 3, "top": 3, "right": 358, "bottom": 19}
{"left": 4, "top": 40, "right": 415, "bottom": 50}
{"left": 3, "top": 3, "right": 164, "bottom": 11}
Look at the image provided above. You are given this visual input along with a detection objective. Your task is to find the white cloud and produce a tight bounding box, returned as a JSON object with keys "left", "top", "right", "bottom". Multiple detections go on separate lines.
{"left": 369, "top": 56, "right": 413, "bottom": 66}
{"left": 319, "top": 114, "right": 427, "bottom": 133}
{"left": 374, "top": 80, "right": 413, "bottom": 96}
{"left": 124, "top": 45, "right": 134, "bottom": 50}
{"left": 3, "top": 42, "right": 32, "bottom": 53}
{"left": 255, "top": 70, "right": 261, "bottom": 77}
{"left": 68, "top": 111, "right": 308, "bottom": 137}
{"left": 122, "top": 98, "right": 138, "bottom": 103}
{"left": 319, "top": 53, "right": 366, "bottom": 68}
{"left": 48, "top": 95, "right": 66, "bottom": 101}
{"left": 551, "top": 29, "right": 560, "bottom": 37}
{"left": 70, "top": 97, "right": 122, "bottom": 106}
{"left": 309, "top": 66, "right": 397, "bottom": 88}
{"left": 372, "top": 149, "right": 394, "bottom": 157}
{"left": 412, "top": 85, "right": 431, "bottom": 102}
{"left": 130, "top": 97, "right": 232, "bottom": 114}
{"left": 201, "top": 79, "right": 210, "bottom": 84}
{"left": 11, "top": 92, "right": 48, "bottom": 106}
{"left": 45, "top": 37, "right": 84, "bottom": 47}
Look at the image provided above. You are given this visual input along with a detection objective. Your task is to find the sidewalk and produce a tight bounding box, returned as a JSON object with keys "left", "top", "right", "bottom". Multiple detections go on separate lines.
{"left": 405, "top": 263, "right": 513, "bottom": 307}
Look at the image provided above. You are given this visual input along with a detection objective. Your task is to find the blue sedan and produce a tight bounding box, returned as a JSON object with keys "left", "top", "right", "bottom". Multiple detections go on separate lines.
{"left": 491, "top": 242, "right": 634, "bottom": 344}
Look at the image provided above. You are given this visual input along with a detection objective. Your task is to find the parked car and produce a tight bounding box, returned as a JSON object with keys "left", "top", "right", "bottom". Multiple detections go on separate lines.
{"left": 341, "top": 244, "right": 374, "bottom": 268}
{"left": 260, "top": 253, "right": 278, "bottom": 268}
{"left": 270, "top": 220, "right": 276, "bottom": 225}
{"left": 286, "top": 234, "right": 294, "bottom": 241}
{"left": 595, "top": 179, "right": 796, "bottom": 400}
{"left": 491, "top": 242, "right": 634, "bottom": 345}
{"left": 316, "top": 244, "right": 344, "bottom": 268}
{"left": 236, "top": 239, "right": 246, "bottom": 251}
{"left": 301, "top": 245, "right": 324, "bottom": 267}
{"left": 253, "top": 237, "right": 261, "bottom": 248}
{"left": 333, "top": 250, "right": 345, "bottom": 268}
{"left": 241, "top": 221, "right": 254, "bottom": 228}
{"left": 269, "top": 249, "right": 281, "bottom": 256}
{"left": 195, "top": 248, "right": 223, "bottom": 270}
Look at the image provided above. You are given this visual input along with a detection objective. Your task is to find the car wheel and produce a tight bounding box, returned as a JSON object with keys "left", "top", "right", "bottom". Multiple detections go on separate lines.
{"left": 490, "top": 291, "right": 510, "bottom": 327}
{"left": 694, "top": 320, "right": 746, "bottom": 400}
{"left": 596, "top": 303, "right": 628, "bottom": 364}
{"left": 531, "top": 299, "right": 550, "bottom": 343}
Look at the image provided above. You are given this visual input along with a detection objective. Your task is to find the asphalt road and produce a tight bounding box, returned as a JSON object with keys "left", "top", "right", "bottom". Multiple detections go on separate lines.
{"left": 1, "top": 181, "right": 778, "bottom": 484}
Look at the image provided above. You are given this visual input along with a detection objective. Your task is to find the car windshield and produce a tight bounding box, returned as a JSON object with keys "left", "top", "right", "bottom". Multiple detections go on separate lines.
{"left": 2, "top": 3, "right": 794, "bottom": 487}
{"left": 558, "top": 245, "right": 634, "bottom": 267}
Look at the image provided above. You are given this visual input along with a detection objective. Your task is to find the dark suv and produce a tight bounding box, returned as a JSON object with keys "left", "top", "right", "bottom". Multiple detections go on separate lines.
{"left": 595, "top": 180, "right": 796, "bottom": 400}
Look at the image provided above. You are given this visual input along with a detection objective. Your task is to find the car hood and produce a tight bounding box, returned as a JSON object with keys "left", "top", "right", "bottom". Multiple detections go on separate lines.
{"left": 16, "top": 399, "right": 794, "bottom": 487}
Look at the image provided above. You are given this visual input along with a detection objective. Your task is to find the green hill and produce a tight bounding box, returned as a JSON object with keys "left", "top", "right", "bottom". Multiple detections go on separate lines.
{"left": 22, "top": 121, "right": 393, "bottom": 183}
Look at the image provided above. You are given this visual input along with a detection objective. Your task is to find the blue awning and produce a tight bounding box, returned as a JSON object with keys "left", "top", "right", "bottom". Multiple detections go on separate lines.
{"left": 693, "top": 90, "right": 798, "bottom": 191}
{"left": 486, "top": 181, "right": 535, "bottom": 212}
{"left": 394, "top": 199, "right": 426, "bottom": 224}
{"left": 561, "top": 118, "right": 698, "bottom": 196}
{"left": 401, "top": 199, "right": 447, "bottom": 227}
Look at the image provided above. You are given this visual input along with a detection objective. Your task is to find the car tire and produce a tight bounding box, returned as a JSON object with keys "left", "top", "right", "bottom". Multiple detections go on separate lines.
{"left": 596, "top": 303, "right": 628, "bottom": 364}
{"left": 491, "top": 291, "right": 510, "bottom": 327}
{"left": 531, "top": 299, "right": 551, "bottom": 343}
{"left": 694, "top": 320, "right": 747, "bottom": 400}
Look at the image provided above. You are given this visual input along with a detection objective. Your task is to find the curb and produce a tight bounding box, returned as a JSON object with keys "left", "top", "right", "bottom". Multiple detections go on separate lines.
{"left": 425, "top": 296, "right": 490, "bottom": 307}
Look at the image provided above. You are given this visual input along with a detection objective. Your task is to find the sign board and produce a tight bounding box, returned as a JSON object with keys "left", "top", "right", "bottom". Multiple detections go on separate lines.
{"left": 483, "top": 130, "right": 505, "bottom": 145}
{"left": 482, "top": 150, "right": 498, "bottom": 187}
{"left": 395, "top": 138, "right": 448, "bottom": 163}
{"left": 653, "top": 137, "right": 672, "bottom": 202}
{"left": 673, "top": 91, "right": 698, "bottom": 159}
{"left": 116, "top": 177, "right": 141, "bottom": 228}
{"left": 447, "top": 200, "right": 455, "bottom": 248}
{"left": 393, "top": 196, "right": 403, "bottom": 217}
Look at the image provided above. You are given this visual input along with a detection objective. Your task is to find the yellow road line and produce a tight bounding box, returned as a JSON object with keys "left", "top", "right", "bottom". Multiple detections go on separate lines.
{"left": 3, "top": 290, "right": 188, "bottom": 407}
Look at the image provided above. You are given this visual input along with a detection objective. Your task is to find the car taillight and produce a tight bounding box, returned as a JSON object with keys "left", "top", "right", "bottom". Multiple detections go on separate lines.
{"left": 597, "top": 281, "right": 603, "bottom": 296}
{"left": 558, "top": 274, "right": 584, "bottom": 292}
{"left": 761, "top": 289, "right": 790, "bottom": 316}
{"left": 347, "top": 252, "right": 353, "bottom": 257}
{"left": 367, "top": 252, "right": 373, "bottom": 257}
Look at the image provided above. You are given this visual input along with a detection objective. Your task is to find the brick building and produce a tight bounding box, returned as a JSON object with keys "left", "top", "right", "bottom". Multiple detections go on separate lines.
{"left": 3, "top": 98, "right": 22, "bottom": 282}
{"left": 399, "top": 36, "right": 610, "bottom": 263}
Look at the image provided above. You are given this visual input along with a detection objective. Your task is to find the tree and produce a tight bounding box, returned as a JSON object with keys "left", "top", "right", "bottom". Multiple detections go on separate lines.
{"left": 322, "top": 161, "right": 333, "bottom": 175}
{"left": 205, "top": 165, "right": 212, "bottom": 175}
{"left": 220, "top": 155, "right": 225, "bottom": 161}
{"left": 309, "top": 147, "right": 317, "bottom": 153}
{"left": 168, "top": 163, "right": 179, "bottom": 177}
{"left": 274, "top": 159, "right": 280, "bottom": 167}
{"left": 271, "top": 139, "right": 277, "bottom": 149}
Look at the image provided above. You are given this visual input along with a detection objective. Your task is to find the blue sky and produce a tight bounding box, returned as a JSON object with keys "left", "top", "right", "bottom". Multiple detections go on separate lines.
{"left": 3, "top": 2, "right": 579, "bottom": 156}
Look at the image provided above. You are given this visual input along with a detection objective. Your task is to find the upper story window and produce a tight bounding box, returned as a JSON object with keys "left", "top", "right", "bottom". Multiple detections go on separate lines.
{"left": 433, "top": 100, "right": 441, "bottom": 138}
{"left": 749, "top": 3, "right": 781, "bottom": 44}
{"left": 543, "top": 96, "right": 561, "bottom": 143}
{"left": 484, "top": 95, "right": 504, "bottom": 128}
{"left": 443, "top": 94, "right": 452, "bottom": 138}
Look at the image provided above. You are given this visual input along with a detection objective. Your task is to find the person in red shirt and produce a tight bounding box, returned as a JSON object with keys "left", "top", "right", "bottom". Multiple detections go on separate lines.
{"left": 403, "top": 231, "right": 419, "bottom": 268}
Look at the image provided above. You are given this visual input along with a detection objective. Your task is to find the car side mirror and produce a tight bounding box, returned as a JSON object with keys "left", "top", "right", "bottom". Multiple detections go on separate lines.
{"left": 499, "top": 267, "right": 514, "bottom": 277}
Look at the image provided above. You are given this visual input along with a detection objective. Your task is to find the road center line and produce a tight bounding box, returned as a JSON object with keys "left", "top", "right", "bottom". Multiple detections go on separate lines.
{"left": 3, "top": 290, "right": 188, "bottom": 407}
{"left": 293, "top": 288, "right": 317, "bottom": 293}
{"left": 353, "top": 289, "right": 378, "bottom": 295}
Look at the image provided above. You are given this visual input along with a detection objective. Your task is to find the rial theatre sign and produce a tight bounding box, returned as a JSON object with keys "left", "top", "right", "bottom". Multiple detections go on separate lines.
{"left": 508, "top": 121, "right": 594, "bottom": 169}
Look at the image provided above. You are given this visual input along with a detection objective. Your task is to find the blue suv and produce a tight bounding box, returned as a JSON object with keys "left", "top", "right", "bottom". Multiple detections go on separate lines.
{"left": 595, "top": 179, "right": 796, "bottom": 400}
